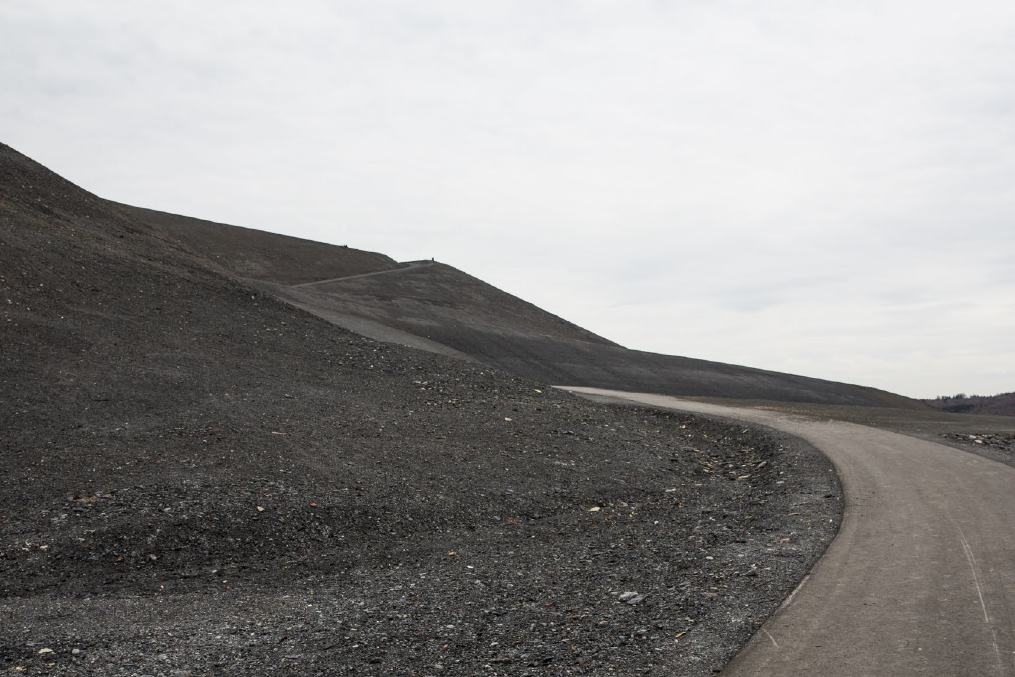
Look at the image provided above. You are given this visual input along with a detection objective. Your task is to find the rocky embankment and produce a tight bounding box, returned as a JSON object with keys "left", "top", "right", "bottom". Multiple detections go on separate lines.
{"left": 1, "top": 142, "right": 841, "bottom": 676}
{"left": 939, "top": 432, "right": 1015, "bottom": 467}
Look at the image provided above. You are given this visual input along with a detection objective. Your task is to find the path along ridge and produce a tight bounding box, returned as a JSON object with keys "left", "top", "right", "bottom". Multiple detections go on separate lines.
{"left": 290, "top": 259, "right": 434, "bottom": 288}
{"left": 562, "top": 387, "right": 1015, "bottom": 677}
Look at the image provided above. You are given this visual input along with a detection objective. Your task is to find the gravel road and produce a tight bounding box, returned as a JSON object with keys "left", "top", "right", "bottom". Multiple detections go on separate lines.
{"left": 565, "top": 388, "right": 1015, "bottom": 677}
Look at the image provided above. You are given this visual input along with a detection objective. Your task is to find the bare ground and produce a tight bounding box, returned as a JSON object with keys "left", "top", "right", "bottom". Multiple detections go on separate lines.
{"left": 1, "top": 144, "right": 841, "bottom": 675}
{"left": 126, "top": 206, "right": 922, "bottom": 411}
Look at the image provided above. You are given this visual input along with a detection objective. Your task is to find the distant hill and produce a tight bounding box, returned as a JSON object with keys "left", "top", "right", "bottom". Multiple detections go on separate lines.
{"left": 126, "top": 206, "right": 926, "bottom": 410}
{"left": 924, "top": 392, "right": 1015, "bottom": 417}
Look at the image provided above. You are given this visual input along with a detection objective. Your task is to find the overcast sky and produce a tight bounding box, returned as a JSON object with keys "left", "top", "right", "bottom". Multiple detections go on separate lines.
{"left": 3, "top": 1, "right": 1013, "bottom": 399}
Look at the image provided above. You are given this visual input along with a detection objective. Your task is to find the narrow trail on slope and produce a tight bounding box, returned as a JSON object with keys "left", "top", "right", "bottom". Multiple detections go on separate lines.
{"left": 562, "top": 387, "right": 1015, "bottom": 677}
{"left": 289, "top": 259, "right": 435, "bottom": 288}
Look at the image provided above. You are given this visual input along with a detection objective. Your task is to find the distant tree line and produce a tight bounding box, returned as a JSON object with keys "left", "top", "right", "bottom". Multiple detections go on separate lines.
{"left": 933, "top": 391, "right": 1013, "bottom": 401}
{"left": 925, "top": 391, "right": 1015, "bottom": 417}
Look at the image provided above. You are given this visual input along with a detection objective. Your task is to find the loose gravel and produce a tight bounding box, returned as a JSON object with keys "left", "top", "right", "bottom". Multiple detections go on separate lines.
{"left": 1, "top": 142, "right": 841, "bottom": 676}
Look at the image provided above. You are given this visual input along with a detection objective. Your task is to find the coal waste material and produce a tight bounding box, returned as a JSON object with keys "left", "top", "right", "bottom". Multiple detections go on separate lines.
{"left": 1, "top": 142, "right": 840, "bottom": 676}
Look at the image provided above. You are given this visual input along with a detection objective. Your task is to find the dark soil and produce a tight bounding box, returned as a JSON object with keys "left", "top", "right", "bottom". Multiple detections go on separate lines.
{"left": 1, "top": 142, "right": 840, "bottom": 676}
{"left": 261, "top": 265, "right": 905, "bottom": 408}
{"left": 116, "top": 204, "right": 405, "bottom": 286}
{"left": 125, "top": 206, "right": 923, "bottom": 411}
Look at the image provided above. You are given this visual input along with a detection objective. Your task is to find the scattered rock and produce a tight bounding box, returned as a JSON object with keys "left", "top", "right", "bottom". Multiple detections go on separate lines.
{"left": 617, "top": 591, "right": 648, "bottom": 604}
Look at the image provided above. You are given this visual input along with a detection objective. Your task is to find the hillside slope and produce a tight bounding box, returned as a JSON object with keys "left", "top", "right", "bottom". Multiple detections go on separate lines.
{"left": 128, "top": 205, "right": 924, "bottom": 410}
{"left": 275, "top": 264, "right": 918, "bottom": 407}
{"left": 1, "top": 143, "right": 841, "bottom": 675}
{"left": 117, "top": 203, "right": 403, "bottom": 285}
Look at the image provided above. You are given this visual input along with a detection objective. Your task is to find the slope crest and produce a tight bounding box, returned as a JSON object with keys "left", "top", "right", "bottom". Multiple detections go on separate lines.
{"left": 272, "top": 260, "right": 621, "bottom": 347}
{"left": 120, "top": 204, "right": 404, "bottom": 286}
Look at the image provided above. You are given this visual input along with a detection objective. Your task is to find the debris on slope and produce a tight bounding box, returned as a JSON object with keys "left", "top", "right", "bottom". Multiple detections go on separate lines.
{"left": 939, "top": 432, "right": 1015, "bottom": 465}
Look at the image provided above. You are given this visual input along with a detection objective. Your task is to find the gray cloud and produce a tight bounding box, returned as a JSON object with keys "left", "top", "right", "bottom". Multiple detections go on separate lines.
{"left": 2, "top": 0, "right": 1014, "bottom": 398}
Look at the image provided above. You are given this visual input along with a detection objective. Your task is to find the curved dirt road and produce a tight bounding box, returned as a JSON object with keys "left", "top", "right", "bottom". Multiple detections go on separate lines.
{"left": 562, "top": 387, "right": 1015, "bottom": 676}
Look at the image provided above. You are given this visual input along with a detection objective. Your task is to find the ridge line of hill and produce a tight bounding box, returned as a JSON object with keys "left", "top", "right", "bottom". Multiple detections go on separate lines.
{"left": 120, "top": 203, "right": 928, "bottom": 410}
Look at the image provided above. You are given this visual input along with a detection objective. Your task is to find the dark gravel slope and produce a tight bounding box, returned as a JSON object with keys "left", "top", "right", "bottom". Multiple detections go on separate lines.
{"left": 126, "top": 205, "right": 922, "bottom": 410}
{"left": 267, "top": 266, "right": 919, "bottom": 409}
{"left": 1, "top": 143, "right": 839, "bottom": 676}
{"left": 264, "top": 261, "right": 619, "bottom": 348}
{"left": 116, "top": 204, "right": 403, "bottom": 286}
